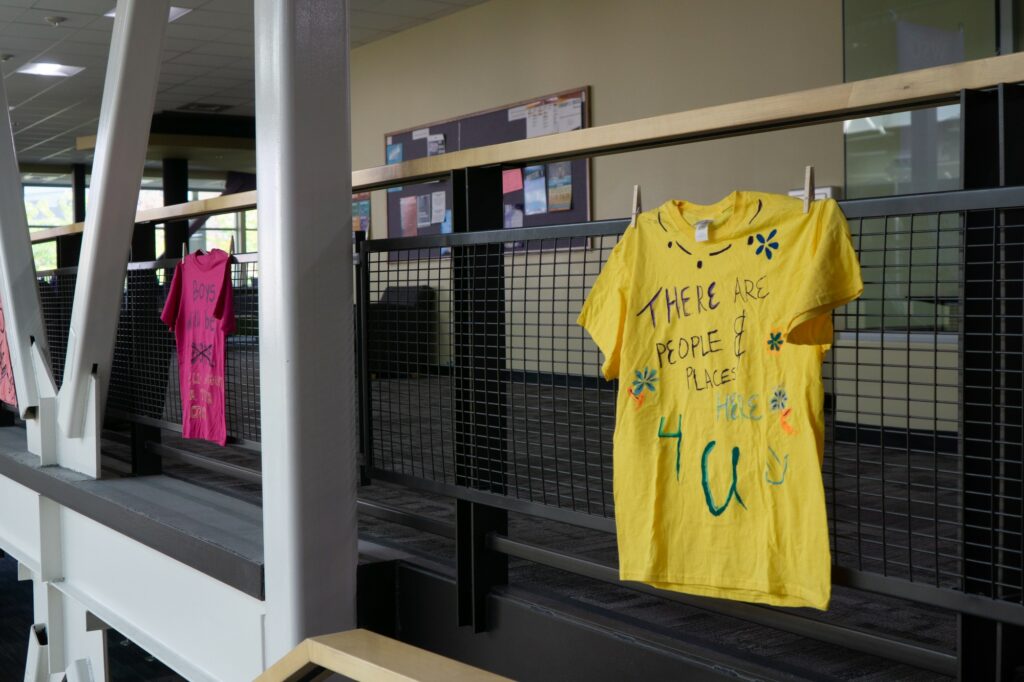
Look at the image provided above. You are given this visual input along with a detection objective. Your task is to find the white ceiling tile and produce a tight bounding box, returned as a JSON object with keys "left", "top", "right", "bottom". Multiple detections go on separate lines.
{"left": 32, "top": 0, "right": 115, "bottom": 14}
{"left": 191, "top": 41, "right": 251, "bottom": 58}
{"left": 216, "top": 28, "right": 252, "bottom": 45}
{"left": 175, "top": 9, "right": 252, "bottom": 29}
{"left": 15, "top": 9, "right": 99, "bottom": 29}
{"left": 164, "top": 22, "right": 225, "bottom": 41}
{"left": 62, "top": 28, "right": 110, "bottom": 45}
{"left": 3, "top": 0, "right": 488, "bottom": 165}
{"left": 167, "top": 51, "right": 238, "bottom": 67}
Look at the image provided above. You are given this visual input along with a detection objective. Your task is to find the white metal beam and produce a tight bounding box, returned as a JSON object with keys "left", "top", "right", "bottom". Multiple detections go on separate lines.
{"left": 0, "top": 76, "right": 49, "bottom": 419}
{"left": 255, "top": 0, "right": 357, "bottom": 662}
{"left": 57, "top": 0, "right": 169, "bottom": 463}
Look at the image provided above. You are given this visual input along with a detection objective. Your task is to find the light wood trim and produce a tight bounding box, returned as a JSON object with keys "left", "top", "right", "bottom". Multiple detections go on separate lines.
{"left": 31, "top": 224, "right": 84, "bottom": 242}
{"left": 256, "top": 629, "right": 512, "bottom": 682}
{"left": 30, "top": 191, "right": 257, "bottom": 242}
{"left": 30, "top": 52, "right": 1024, "bottom": 244}
{"left": 133, "top": 189, "right": 256, "bottom": 224}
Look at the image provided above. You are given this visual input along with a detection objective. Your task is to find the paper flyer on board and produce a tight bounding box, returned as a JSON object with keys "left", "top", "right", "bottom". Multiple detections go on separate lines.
{"left": 502, "top": 168, "right": 523, "bottom": 194}
{"left": 555, "top": 97, "right": 582, "bottom": 133}
{"left": 386, "top": 143, "right": 403, "bottom": 193}
{"left": 427, "top": 133, "right": 446, "bottom": 156}
{"left": 546, "top": 161, "right": 572, "bottom": 211}
{"left": 523, "top": 165, "right": 547, "bottom": 215}
{"left": 431, "top": 190, "right": 446, "bottom": 223}
{"left": 351, "top": 192, "right": 371, "bottom": 231}
{"left": 503, "top": 203, "right": 524, "bottom": 228}
{"left": 525, "top": 102, "right": 556, "bottom": 138}
{"left": 400, "top": 196, "right": 417, "bottom": 237}
{"left": 416, "top": 195, "right": 431, "bottom": 228}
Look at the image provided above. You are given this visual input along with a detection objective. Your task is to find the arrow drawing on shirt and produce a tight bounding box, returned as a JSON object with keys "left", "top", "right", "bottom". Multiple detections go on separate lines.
{"left": 191, "top": 342, "right": 215, "bottom": 368}
{"left": 765, "top": 446, "right": 789, "bottom": 486}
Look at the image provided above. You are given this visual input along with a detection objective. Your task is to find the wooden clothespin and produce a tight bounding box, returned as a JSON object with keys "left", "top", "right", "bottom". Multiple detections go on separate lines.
{"left": 631, "top": 184, "right": 642, "bottom": 225}
{"left": 803, "top": 165, "right": 815, "bottom": 214}
{"left": 228, "top": 235, "right": 235, "bottom": 255}
{"left": 181, "top": 242, "right": 188, "bottom": 260}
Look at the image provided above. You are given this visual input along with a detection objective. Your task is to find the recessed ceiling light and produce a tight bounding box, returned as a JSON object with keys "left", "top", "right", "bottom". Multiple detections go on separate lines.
{"left": 16, "top": 62, "right": 84, "bottom": 77}
{"left": 104, "top": 6, "right": 191, "bottom": 22}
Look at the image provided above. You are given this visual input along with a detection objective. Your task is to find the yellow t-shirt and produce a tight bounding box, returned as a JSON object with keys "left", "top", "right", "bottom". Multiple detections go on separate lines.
{"left": 577, "top": 191, "right": 863, "bottom": 610}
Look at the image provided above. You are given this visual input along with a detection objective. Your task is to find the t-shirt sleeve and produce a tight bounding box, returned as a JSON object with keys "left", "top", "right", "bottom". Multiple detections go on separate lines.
{"left": 160, "top": 262, "right": 183, "bottom": 331}
{"left": 214, "top": 258, "right": 236, "bottom": 335}
{"left": 577, "top": 225, "right": 635, "bottom": 380}
{"left": 784, "top": 198, "right": 864, "bottom": 346}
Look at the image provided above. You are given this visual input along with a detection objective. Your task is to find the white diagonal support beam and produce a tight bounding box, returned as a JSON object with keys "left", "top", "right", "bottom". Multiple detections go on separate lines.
{"left": 57, "top": 0, "right": 169, "bottom": 470}
{"left": 255, "top": 0, "right": 357, "bottom": 662}
{"left": 0, "top": 77, "right": 49, "bottom": 420}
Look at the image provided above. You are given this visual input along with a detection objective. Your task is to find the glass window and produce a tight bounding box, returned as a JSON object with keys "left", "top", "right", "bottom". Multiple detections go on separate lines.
{"left": 24, "top": 185, "right": 74, "bottom": 227}
{"left": 843, "top": 0, "right": 997, "bottom": 198}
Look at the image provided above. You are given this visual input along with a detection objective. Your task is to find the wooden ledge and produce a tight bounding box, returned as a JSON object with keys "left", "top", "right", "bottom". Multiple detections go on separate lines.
{"left": 258, "top": 628, "right": 511, "bottom": 682}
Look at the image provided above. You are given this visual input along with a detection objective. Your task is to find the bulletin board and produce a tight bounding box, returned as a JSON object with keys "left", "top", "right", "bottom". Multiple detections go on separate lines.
{"left": 384, "top": 87, "right": 591, "bottom": 254}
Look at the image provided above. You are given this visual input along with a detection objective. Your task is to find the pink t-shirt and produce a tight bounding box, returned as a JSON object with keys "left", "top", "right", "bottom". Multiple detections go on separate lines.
{"left": 160, "top": 249, "right": 235, "bottom": 445}
{"left": 0, "top": 295, "right": 16, "bottom": 407}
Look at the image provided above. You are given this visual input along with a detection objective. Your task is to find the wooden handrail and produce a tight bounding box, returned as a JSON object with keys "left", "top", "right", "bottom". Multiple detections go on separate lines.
{"left": 256, "top": 629, "right": 511, "bottom": 682}
{"left": 29, "top": 51, "right": 1024, "bottom": 244}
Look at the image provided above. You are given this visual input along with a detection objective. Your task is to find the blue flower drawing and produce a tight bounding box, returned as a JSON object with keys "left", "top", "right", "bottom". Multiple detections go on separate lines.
{"left": 770, "top": 387, "right": 787, "bottom": 411}
{"left": 632, "top": 367, "right": 658, "bottom": 396}
{"left": 755, "top": 229, "right": 780, "bottom": 260}
{"left": 767, "top": 329, "right": 784, "bottom": 353}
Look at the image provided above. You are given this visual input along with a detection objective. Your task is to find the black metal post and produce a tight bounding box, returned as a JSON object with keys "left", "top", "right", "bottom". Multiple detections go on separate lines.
{"left": 162, "top": 158, "right": 189, "bottom": 257}
{"left": 958, "top": 85, "right": 1024, "bottom": 680}
{"left": 355, "top": 230, "right": 372, "bottom": 486}
{"left": 451, "top": 166, "right": 508, "bottom": 631}
{"left": 130, "top": 422, "right": 161, "bottom": 475}
{"left": 56, "top": 163, "right": 87, "bottom": 268}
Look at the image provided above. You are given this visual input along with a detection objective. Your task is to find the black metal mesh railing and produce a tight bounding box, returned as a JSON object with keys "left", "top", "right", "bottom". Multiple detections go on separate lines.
{"left": 29, "top": 187, "right": 1024, "bottom": 616}
{"left": 827, "top": 211, "right": 963, "bottom": 591}
{"left": 37, "top": 255, "right": 261, "bottom": 444}
{"left": 37, "top": 269, "right": 75, "bottom": 388}
{"left": 361, "top": 192, "right": 1024, "bottom": 612}
{"left": 364, "top": 228, "right": 617, "bottom": 517}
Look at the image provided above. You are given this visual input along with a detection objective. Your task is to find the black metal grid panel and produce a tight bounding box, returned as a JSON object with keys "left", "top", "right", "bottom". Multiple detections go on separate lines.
{"left": 37, "top": 267, "right": 76, "bottom": 387}
{"left": 826, "top": 211, "right": 965, "bottom": 593}
{"left": 363, "top": 198, "right": 1023, "bottom": 609}
{"left": 366, "top": 233, "right": 619, "bottom": 517}
{"left": 108, "top": 258, "right": 261, "bottom": 442}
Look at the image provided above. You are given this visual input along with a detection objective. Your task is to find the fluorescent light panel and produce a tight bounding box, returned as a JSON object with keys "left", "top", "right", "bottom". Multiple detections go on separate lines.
{"left": 104, "top": 6, "right": 192, "bottom": 22}
{"left": 16, "top": 62, "right": 84, "bottom": 77}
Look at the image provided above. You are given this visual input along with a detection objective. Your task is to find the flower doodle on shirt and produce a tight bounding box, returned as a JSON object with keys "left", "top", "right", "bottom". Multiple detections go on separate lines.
{"left": 632, "top": 367, "right": 657, "bottom": 395}
{"left": 765, "top": 446, "right": 789, "bottom": 485}
{"left": 752, "top": 229, "right": 780, "bottom": 260}
{"left": 770, "top": 387, "right": 787, "bottom": 411}
{"left": 191, "top": 342, "right": 216, "bottom": 368}
{"left": 766, "top": 328, "right": 784, "bottom": 353}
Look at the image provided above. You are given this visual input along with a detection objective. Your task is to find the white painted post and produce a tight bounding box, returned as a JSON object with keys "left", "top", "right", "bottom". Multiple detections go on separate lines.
{"left": 255, "top": 0, "right": 357, "bottom": 662}
{"left": 56, "top": 0, "right": 169, "bottom": 473}
{"left": 0, "top": 76, "right": 49, "bottom": 419}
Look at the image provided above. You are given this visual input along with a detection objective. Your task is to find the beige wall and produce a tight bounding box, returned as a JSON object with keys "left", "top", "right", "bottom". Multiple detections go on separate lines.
{"left": 350, "top": 0, "right": 845, "bottom": 232}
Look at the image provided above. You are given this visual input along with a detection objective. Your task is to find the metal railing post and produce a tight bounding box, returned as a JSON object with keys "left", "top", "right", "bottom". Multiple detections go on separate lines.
{"left": 451, "top": 166, "right": 509, "bottom": 632}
